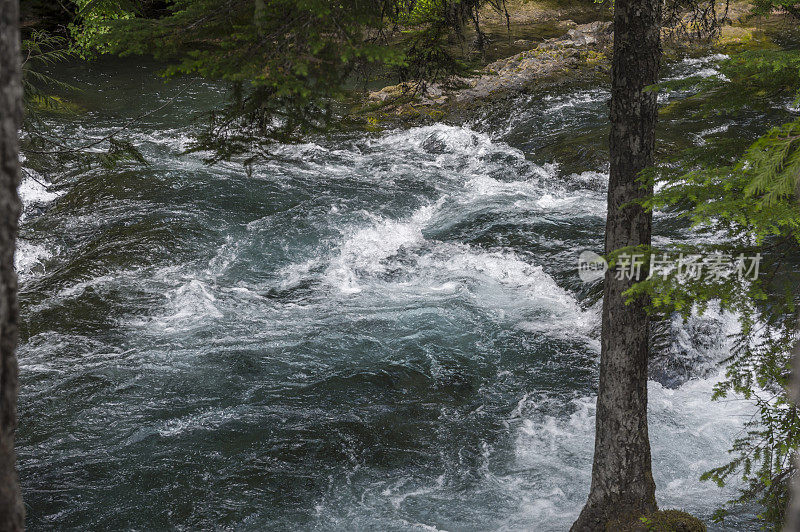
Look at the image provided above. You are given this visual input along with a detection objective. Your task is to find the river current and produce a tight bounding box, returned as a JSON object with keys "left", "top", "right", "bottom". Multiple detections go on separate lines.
{"left": 16, "top": 56, "right": 776, "bottom": 530}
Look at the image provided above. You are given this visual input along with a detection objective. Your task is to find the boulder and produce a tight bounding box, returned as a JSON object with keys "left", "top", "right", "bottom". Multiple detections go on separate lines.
{"left": 367, "top": 20, "right": 613, "bottom": 113}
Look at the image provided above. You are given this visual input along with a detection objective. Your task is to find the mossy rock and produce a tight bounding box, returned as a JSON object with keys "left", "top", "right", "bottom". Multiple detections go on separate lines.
{"left": 609, "top": 509, "right": 707, "bottom": 532}
{"left": 582, "top": 50, "right": 607, "bottom": 65}
{"left": 714, "top": 26, "right": 778, "bottom": 54}
{"left": 662, "top": 23, "right": 777, "bottom": 59}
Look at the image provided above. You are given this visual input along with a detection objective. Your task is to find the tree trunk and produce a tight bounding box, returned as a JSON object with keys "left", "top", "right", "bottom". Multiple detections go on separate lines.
{"left": 785, "top": 335, "right": 800, "bottom": 531}
{"left": 0, "top": 0, "right": 24, "bottom": 529}
{"left": 571, "top": 0, "right": 662, "bottom": 529}
{"left": 783, "top": 232, "right": 800, "bottom": 531}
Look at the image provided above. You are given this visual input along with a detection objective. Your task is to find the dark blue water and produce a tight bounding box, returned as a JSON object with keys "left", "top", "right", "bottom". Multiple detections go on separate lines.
{"left": 16, "top": 56, "right": 763, "bottom": 530}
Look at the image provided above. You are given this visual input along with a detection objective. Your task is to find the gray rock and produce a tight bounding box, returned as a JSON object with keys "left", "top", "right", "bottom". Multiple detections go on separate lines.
{"left": 368, "top": 20, "right": 612, "bottom": 109}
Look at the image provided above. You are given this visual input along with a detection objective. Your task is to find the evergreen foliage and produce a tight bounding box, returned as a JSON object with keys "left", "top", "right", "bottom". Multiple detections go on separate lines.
{"left": 23, "top": 1, "right": 800, "bottom": 529}
{"left": 20, "top": 29, "right": 145, "bottom": 176}
{"left": 68, "top": 0, "right": 507, "bottom": 162}
{"left": 629, "top": 46, "right": 800, "bottom": 530}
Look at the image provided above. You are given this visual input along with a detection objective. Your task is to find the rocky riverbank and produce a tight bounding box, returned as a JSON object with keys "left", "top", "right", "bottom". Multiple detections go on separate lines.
{"left": 363, "top": 0, "right": 782, "bottom": 124}
{"left": 369, "top": 20, "right": 612, "bottom": 108}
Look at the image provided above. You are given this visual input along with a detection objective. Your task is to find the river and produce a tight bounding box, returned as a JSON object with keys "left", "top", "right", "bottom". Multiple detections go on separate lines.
{"left": 16, "top": 55, "right": 782, "bottom": 530}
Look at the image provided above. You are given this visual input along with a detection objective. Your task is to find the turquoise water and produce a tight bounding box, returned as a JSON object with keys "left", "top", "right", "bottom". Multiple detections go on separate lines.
{"left": 16, "top": 56, "right": 777, "bottom": 530}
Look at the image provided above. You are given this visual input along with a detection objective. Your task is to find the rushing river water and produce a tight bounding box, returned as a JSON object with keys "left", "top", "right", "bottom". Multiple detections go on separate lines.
{"left": 16, "top": 56, "right": 787, "bottom": 530}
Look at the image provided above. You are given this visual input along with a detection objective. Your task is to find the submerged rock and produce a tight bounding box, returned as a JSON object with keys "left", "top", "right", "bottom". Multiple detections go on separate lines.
{"left": 648, "top": 310, "right": 734, "bottom": 389}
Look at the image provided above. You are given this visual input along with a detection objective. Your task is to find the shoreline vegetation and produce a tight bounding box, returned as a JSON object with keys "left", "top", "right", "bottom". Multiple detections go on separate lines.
{"left": 361, "top": 0, "right": 786, "bottom": 126}
{"left": 21, "top": 0, "right": 790, "bottom": 129}
{"left": 13, "top": 0, "right": 800, "bottom": 529}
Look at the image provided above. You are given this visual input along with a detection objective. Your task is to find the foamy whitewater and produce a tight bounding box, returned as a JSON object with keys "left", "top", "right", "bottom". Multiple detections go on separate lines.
{"left": 14, "top": 57, "right": 761, "bottom": 530}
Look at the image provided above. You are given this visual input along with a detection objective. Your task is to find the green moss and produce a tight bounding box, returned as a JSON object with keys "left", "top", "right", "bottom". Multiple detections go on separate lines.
{"left": 609, "top": 510, "right": 707, "bottom": 532}
{"left": 714, "top": 26, "right": 778, "bottom": 54}
{"left": 363, "top": 115, "right": 383, "bottom": 132}
{"left": 587, "top": 50, "right": 606, "bottom": 63}
{"left": 580, "top": 49, "right": 608, "bottom": 67}
{"left": 663, "top": 22, "right": 779, "bottom": 59}
{"left": 427, "top": 109, "right": 445, "bottom": 121}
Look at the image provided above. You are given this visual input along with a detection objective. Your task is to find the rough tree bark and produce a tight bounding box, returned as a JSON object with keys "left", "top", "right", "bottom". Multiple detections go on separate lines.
{"left": 784, "top": 195, "right": 800, "bottom": 532}
{"left": 785, "top": 334, "right": 800, "bottom": 531}
{"left": 0, "top": 0, "right": 24, "bottom": 529}
{"left": 571, "top": 0, "right": 662, "bottom": 529}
